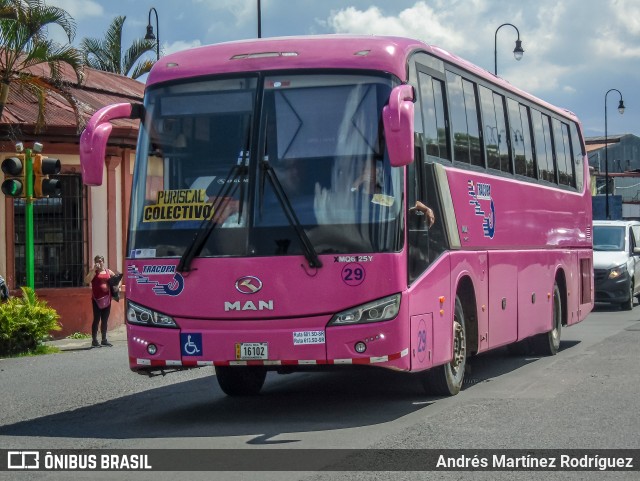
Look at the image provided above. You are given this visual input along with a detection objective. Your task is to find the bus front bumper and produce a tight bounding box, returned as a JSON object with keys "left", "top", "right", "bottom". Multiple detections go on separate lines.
{"left": 126, "top": 318, "right": 410, "bottom": 373}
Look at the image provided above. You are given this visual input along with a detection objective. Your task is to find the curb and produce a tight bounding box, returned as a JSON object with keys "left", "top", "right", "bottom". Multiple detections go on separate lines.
{"left": 46, "top": 324, "right": 127, "bottom": 351}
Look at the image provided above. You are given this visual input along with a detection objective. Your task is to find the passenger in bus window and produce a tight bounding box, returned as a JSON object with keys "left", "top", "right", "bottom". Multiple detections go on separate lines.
{"left": 350, "top": 159, "right": 388, "bottom": 195}
{"left": 410, "top": 200, "right": 435, "bottom": 228}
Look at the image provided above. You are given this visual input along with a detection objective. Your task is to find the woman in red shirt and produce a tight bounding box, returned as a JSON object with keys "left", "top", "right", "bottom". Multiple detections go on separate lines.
{"left": 85, "top": 255, "right": 117, "bottom": 347}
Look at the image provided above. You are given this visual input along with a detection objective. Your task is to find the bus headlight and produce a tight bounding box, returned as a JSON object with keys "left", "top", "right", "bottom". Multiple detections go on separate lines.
{"left": 609, "top": 264, "right": 627, "bottom": 279}
{"left": 328, "top": 294, "right": 401, "bottom": 326}
{"left": 126, "top": 300, "right": 178, "bottom": 328}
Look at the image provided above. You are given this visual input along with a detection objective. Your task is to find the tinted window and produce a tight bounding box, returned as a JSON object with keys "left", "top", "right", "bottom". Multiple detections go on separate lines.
{"left": 532, "top": 109, "right": 556, "bottom": 183}
{"left": 463, "top": 79, "right": 482, "bottom": 167}
{"left": 493, "top": 93, "right": 510, "bottom": 172}
{"left": 481, "top": 86, "right": 510, "bottom": 173}
{"left": 553, "top": 118, "right": 575, "bottom": 187}
{"left": 508, "top": 99, "right": 536, "bottom": 178}
{"left": 569, "top": 122, "right": 585, "bottom": 191}
{"left": 446, "top": 71, "right": 468, "bottom": 163}
{"left": 418, "top": 72, "right": 449, "bottom": 160}
{"left": 446, "top": 71, "right": 481, "bottom": 167}
{"left": 519, "top": 104, "right": 536, "bottom": 178}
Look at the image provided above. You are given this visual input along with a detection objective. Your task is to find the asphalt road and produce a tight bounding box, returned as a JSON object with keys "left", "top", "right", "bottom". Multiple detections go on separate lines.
{"left": 0, "top": 303, "right": 639, "bottom": 481}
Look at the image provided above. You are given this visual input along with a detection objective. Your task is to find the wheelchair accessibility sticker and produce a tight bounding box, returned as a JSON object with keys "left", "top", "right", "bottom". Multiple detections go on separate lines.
{"left": 467, "top": 180, "right": 496, "bottom": 239}
{"left": 127, "top": 265, "right": 185, "bottom": 296}
{"left": 181, "top": 333, "right": 202, "bottom": 356}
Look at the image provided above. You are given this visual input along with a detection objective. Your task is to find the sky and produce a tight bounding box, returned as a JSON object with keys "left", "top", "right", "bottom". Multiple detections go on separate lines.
{"left": 44, "top": 0, "right": 640, "bottom": 139}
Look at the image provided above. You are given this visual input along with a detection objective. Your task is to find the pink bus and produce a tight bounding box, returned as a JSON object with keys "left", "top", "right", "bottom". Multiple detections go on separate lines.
{"left": 80, "top": 35, "right": 593, "bottom": 396}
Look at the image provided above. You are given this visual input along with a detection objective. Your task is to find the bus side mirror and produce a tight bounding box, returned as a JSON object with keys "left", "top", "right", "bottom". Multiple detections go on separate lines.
{"left": 383, "top": 84, "right": 415, "bottom": 167}
{"left": 79, "top": 103, "right": 142, "bottom": 186}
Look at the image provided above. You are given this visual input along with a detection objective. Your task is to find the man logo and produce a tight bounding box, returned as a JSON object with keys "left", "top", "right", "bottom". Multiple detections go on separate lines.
{"left": 235, "top": 276, "right": 262, "bottom": 294}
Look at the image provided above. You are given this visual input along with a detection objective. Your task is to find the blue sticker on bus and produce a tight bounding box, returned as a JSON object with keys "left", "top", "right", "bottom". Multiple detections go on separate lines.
{"left": 468, "top": 180, "right": 496, "bottom": 239}
{"left": 127, "top": 265, "right": 185, "bottom": 296}
{"left": 181, "top": 333, "right": 202, "bottom": 356}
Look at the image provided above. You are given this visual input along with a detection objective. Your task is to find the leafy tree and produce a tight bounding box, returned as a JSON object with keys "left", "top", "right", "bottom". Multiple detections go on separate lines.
{"left": 81, "top": 15, "right": 155, "bottom": 80}
{"left": 0, "top": 0, "right": 84, "bottom": 132}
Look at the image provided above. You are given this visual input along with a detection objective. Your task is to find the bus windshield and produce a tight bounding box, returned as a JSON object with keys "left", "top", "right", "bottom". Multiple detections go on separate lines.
{"left": 128, "top": 73, "right": 403, "bottom": 259}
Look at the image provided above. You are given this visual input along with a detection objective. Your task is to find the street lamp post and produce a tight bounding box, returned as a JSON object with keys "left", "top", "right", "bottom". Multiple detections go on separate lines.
{"left": 145, "top": 7, "right": 160, "bottom": 61}
{"left": 604, "top": 88, "right": 625, "bottom": 219}
{"left": 257, "top": 0, "right": 262, "bottom": 38}
{"left": 494, "top": 23, "right": 524, "bottom": 76}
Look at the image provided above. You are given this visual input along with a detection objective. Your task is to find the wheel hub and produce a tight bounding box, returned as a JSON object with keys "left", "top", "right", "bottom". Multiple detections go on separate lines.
{"left": 452, "top": 321, "right": 466, "bottom": 370}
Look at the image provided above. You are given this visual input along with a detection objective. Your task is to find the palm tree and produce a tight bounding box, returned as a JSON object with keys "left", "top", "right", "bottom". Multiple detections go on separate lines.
{"left": 0, "top": 0, "right": 17, "bottom": 19}
{"left": 0, "top": 0, "right": 84, "bottom": 132}
{"left": 81, "top": 16, "right": 155, "bottom": 80}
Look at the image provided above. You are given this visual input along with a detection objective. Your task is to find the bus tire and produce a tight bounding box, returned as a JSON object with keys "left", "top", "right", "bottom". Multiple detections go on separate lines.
{"left": 215, "top": 366, "right": 267, "bottom": 396}
{"left": 421, "top": 296, "right": 467, "bottom": 396}
{"left": 531, "top": 282, "right": 562, "bottom": 356}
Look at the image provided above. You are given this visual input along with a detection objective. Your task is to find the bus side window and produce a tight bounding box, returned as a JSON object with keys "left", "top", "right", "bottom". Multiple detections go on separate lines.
{"left": 553, "top": 119, "right": 575, "bottom": 187}
{"left": 508, "top": 98, "right": 526, "bottom": 176}
{"left": 418, "top": 71, "right": 449, "bottom": 161}
{"left": 446, "top": 71, "right": 482, "bottom": 168}
{"left": 569, "top": 122, "right": 585, "bottom": 191}
{"left": 532, "top": 109, "right": 555, "bottom": 183}
{"left": 519, "top": 105, "right": 536, "bottom": 178}
{"left": 446, "top": 71, "right": 469, "bottom": 165}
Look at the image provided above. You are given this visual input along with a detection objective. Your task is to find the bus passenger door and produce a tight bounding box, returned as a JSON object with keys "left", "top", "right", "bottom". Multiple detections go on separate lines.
{"left": 407, "top": 159, "right": 430, "bottom": 283}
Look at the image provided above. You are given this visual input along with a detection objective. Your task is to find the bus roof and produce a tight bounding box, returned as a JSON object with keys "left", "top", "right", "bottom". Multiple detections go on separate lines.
{"left": 146, "top": 34, "right": 577, "bottom": 122}
{"left": 147, "top": 35, "right": 422, "bottom": 85}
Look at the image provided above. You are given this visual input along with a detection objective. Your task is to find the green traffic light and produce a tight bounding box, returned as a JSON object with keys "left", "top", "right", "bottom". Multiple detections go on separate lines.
{"left": 1, "top": 179, "right": 23, "bottom": 197}
{"left": 2, "top": 155, "right": 25, "bottom": 197}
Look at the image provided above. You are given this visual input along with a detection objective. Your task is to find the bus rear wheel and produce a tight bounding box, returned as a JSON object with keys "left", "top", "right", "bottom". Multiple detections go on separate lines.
{"left": 531, "top": 282, "right": 562, "bottom": 356}
{"left": 215, "top": 366, "right": 267, "bottom": 396}
{"left": 421, "top": 296, "right": 467, "bottom": 396}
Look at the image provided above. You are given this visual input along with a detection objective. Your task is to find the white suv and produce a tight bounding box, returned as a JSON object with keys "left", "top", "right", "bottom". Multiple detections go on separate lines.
{"left": 592, "top": 220, "right": 640, "bottom": 310}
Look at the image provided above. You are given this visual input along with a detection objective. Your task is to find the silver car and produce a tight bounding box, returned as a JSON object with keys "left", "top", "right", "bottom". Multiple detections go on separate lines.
{"left": 593, "top": 220, "right": 640, "bottom": 310}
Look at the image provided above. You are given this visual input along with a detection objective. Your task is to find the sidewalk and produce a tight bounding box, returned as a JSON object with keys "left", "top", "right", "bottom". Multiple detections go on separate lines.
{"left": 45, "top": 323, "right": 127, "bottom": 351}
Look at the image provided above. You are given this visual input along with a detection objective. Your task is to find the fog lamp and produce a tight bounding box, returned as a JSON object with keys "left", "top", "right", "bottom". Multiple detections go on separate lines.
{"left": 355, "top": 342, "right": 367, "bottom": 353}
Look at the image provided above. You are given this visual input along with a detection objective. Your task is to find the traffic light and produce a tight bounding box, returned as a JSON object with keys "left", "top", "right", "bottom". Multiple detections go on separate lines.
{"left": 1, "top": 154, "right": 26, "bottom": 197}
{"left": 33, "top": 154, "right": 61, "bottom": 198}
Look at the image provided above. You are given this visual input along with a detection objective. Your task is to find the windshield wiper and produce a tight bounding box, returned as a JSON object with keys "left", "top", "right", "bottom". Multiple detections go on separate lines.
{"left": 177, "top": 157, "right": 248, "bottom": 272}
{"left": 261, "top": 158, "right": 322, "bottom": 269}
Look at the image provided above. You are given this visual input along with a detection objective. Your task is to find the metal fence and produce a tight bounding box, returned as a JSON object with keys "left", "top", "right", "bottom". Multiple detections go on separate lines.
{"left": 13, "top": 174, "right": 88, "bottom": 288}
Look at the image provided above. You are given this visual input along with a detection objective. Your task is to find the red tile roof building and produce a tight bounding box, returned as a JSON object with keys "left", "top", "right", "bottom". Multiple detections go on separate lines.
{"left": 1, "top": 64, "right": 144, "bottom": 337}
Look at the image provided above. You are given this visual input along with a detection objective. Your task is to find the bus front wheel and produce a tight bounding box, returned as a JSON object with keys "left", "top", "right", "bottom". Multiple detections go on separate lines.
{"left": 421, "top": 296, "right": 467, "bottom": 396}
{"left": 215, "top": 366, "right": 267, "bottom": 396}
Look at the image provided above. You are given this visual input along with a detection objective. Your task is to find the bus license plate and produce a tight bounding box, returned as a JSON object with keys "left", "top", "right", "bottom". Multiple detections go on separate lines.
{"left": 236, "top": 342, "right": 268, "bottom": 360}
